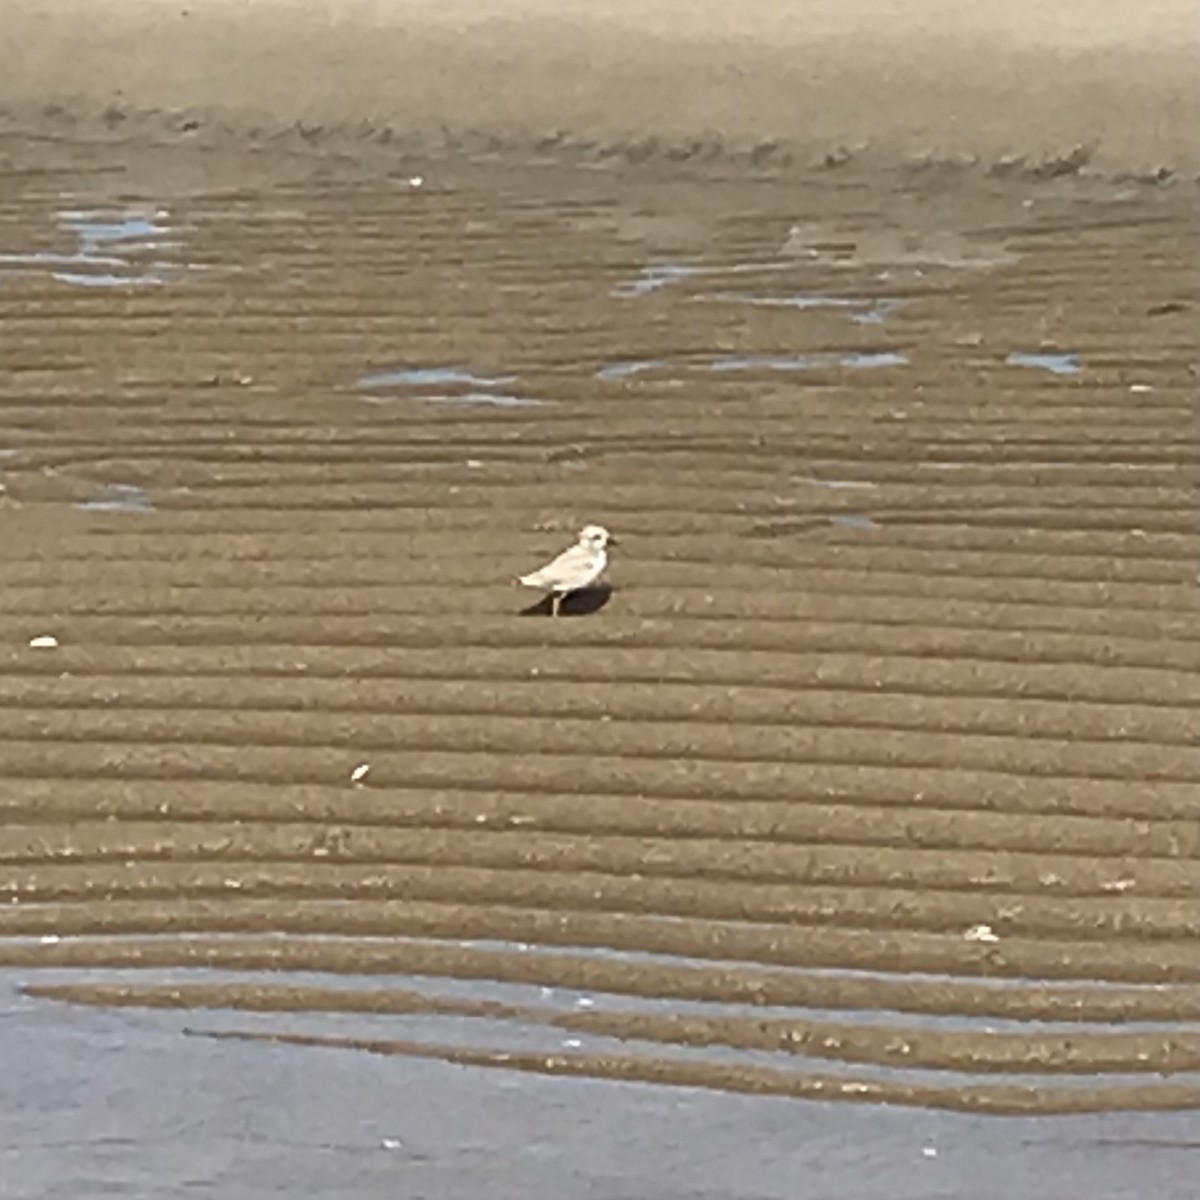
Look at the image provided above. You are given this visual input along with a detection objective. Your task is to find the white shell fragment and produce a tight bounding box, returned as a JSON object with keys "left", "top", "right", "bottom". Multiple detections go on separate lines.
{"left": 963, "top": 923, "right": 1000, "bottom": 943}
{"left": 29, "top": 635, "right": 59, "bottom": 648}
{"left": 350, "top": 763, "right": 371, "bottom": 783}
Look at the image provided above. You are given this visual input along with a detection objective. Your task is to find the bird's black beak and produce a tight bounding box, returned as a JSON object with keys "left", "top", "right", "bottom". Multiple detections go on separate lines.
{"left": 607, "top": 535, "right": 620, "bottom": 546}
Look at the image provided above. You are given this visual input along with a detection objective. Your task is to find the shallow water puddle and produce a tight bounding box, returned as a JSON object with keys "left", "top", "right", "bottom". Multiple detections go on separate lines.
{"left": 418, "top": 393, "right": 548, "bottom": 409}
{"left": 700, "top": 293, "right": 903, "bottom": 326}
{"left": 599, "top": 350, "right": 907, "bottom": 380}
{"left": 611, "top": 258, "right": 800, "bottom": 299}
{"left": 611, "top": 263, "right": 698, "bottom": 298}
{"left": 721, "top": 293, "right": 861, "bottom": 311}
{"left": 851, "top": 298, "right": 904, "bottom": 325}
{"left": 359, "top": 367, "right": 517, "bottom": 390}
{"left": 794, "top": 475, "right": 880, "bottom": 490}
{"left": 77, "top": 483, "right": 155, "bottom": 513}
{"left": 358, "top": 366, "right": 546, "bottom": 407}
{"left": 62, "top": 209, "right": 177, "bottom": 255}
{"left": 0, "top": 202, "right": 187, "bottom": 288}
{"left": 710, "top": 351, "right": 907, "bottom": 372}
{"left": 1006, "top": 351, "right": 1082, "bottom": 375}
{"left": 595, "top": 359, "right": 670, "bottom": 382}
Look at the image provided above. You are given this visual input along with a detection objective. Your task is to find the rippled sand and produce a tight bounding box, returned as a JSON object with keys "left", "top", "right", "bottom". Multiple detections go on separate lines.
{"left": 1, "top": 131, "right": 1197, "bottom": 1128}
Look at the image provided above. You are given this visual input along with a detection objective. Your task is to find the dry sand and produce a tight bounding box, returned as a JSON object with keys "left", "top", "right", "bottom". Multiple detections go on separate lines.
{"left": 3, "top": 0, "right": 1198, "bottom": 173}
{"left": 0, "top": 3, "right": 1198, "bottom": 1196}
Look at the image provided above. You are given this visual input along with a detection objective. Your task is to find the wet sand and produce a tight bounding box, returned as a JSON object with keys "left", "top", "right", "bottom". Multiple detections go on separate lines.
{"left": 1, "top": 2, "right": 1199, "bottom": 1196}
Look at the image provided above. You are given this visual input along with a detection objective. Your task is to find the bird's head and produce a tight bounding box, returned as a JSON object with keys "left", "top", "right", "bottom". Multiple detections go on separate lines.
{"left": 578, "top": 524, "right": 616, "bottom": 550}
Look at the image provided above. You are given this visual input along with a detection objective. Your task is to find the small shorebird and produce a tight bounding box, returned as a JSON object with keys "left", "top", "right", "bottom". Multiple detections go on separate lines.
{"left": 519, "top": 524, "right": 616, "bottom": 616}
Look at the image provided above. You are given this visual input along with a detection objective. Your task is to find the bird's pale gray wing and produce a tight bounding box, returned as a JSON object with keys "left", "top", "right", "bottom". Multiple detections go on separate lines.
{"left": 521, "top": 542, "right": 597, "bottom": 589}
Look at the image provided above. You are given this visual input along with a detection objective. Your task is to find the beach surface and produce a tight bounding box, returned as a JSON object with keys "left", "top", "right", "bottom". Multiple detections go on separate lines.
{"left": 1, "top": 3, "right": 1197, "bottom": 1197}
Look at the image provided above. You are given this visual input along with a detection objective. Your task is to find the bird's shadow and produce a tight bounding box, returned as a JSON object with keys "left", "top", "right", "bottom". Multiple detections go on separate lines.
{"left": 518, "top": 584, "right": 614, "bottom": 617}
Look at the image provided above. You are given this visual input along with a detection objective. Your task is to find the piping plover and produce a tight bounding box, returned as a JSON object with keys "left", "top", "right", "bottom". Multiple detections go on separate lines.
{"left": 519, "top": 524, "right": 616, "bottom": 616}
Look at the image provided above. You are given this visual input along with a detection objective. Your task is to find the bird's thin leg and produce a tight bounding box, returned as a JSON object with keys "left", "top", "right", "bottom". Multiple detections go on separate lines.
{"left": 550, "top": 593, "right": 561, "bottom": 618}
